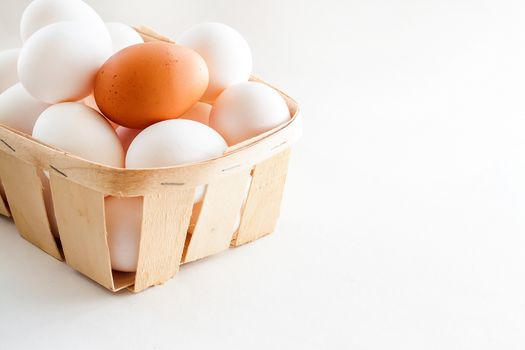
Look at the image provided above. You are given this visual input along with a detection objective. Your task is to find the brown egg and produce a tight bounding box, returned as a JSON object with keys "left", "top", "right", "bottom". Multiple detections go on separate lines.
{"left": 94, "top": 42, "right": 209, "bottom": 129}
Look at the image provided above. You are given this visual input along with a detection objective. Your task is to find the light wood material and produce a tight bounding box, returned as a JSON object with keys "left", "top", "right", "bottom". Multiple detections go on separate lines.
{"left": 134, "top": 25, "right": 175, "bottom": 43}
{"left": 0, "top": 180, "right": 10, "bottom": 217}
{"left": 133, "top": 188, "right": 195, "bottom": 292}
{"left": 232, "top": 149, "right": 291, "bottom": 246}
{"left": 0, "top": 152, "right": 61, "bottom": 259}
{"left": 183, "top": 169, "right": 251, "bottom": 263}
{"left": 49, "top": 174, "right": 115, "bottom": 290}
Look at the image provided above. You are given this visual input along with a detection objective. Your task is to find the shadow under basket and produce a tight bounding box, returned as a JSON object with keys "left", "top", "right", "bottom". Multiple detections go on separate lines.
{"left": 0, "top": 27, "right": 302, "bottom": 293}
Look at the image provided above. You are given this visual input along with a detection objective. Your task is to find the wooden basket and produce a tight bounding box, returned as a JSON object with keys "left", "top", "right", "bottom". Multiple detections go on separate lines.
{"left": 0, "top": 27, "right": 302, "bottom": 292}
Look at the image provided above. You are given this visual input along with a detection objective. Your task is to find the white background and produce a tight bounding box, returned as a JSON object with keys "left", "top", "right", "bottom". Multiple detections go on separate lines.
{"left": 2, "top": 0, "right": 525, "bottom": 348}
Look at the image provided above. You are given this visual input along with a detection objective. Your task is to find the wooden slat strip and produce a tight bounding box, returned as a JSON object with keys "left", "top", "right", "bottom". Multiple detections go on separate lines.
{"left": 133, "top": 188, "right": 194, "bottom": 292}
{"left": 0, "top": 152, "right": 61, "bottom": 259}
{"left": 49, "top": 173, "right": 114, "bottom": 289}
{"left": 232, "top": 149, "right": 291, "bottom": 246}
{"left": 0, "top": 180, "right": 10, "bottom": 217}
{"left": 183, "top": 169, "right": 251, "bottom": 263}
{"left": 134, "top": 25, "right": 176, "bottom": 43}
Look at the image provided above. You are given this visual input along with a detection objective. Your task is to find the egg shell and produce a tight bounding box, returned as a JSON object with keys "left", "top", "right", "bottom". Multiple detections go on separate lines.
{"left": 105, "top": 196, "right": 142, "bottom": 272}
{"left": 126, "top": 119, "right": 227, "bottom": 202}
{"left": 115, "top": 126, "right": 141, "bottom": 153}
{"left": 180, "top": 101, "right": 212, "bottom": 125}
{"left": 0, "top": 83, "right": 50, "bottom": 134}
{"left": 20, "top": 0, "right": 107, "bottom": 42}
{"left": 94, "top": 42, "right": 209, "bottom": 129}
{"left": 209, "top": 82, "right": 290, "bottom": 145}
{"left": 32, "top": 102, "right": 124, "bottom": 167}
{"left": 106, "top": 22, "right": 144, "bottom": 54}
{"left": 0, "top": 49, "right": 20, "bottom": 93}
{"left": 178, "top": 22, "right": 252, "bottom": 103}
{"left": 18, "top": 21, "right": 112, "bottom": 104}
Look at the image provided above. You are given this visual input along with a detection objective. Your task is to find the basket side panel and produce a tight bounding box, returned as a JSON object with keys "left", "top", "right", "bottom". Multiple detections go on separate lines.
{"left": 133, "top": 188, "right": 194, "bottom": 292}
{"left": 0, "top": 152, "right": 61, "bottom": 259}
{"left": 49, "top": 174, "right": 114, "bottom": 290}
{"left": 183, "top": 169, "right": 251, "bottom": 263}
{"left": 232, "top": 149, "right": 291, "bottom": 246}
{"left": 0, "top": 180, "right": 10, "bottom": 217}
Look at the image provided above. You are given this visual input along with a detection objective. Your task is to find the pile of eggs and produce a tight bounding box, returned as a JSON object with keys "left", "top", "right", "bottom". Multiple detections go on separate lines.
{"left": 0, "top": 0, "right": 291, "bottom": 272}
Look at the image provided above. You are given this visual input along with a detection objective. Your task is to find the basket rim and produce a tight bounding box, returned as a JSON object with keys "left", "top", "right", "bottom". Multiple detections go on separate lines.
{"left": 0, "top": 81, "right": 301, "bottom": 196}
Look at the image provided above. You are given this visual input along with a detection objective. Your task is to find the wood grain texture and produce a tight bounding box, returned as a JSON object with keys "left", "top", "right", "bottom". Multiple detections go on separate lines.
{"left": 232, "top": 149, "right": 291, "bottom": 246}
{"left": 183, "top": 169, "right": 251, "bottom": 263}
{"left": 49, "top": 173, "right": 114, "bottom": 290}
{"left": 0, "top": 180, "right": 10, "bottom": 217}
{"left": 0, "top": 152, "right": 61, "bottom": 259}
{"left": 133, "top": 188, "right": 194, "bottom": 292}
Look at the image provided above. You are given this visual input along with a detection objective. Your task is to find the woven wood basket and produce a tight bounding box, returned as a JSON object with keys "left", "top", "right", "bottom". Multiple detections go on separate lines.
{"left": 0, "top": 27, "right": 301, "bottom": 292}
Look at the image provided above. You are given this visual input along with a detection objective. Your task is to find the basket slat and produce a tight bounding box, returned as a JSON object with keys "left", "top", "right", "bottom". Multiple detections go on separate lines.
{"left": 0, "top": 152, "right": 61, "bottom": 259}
{"left": 49, "top": 174, "right": 115, "bottom": 289}
{"left": 133, "top": 188, "right": 194, "bottom": 292}
{"left": 0, "top": 182, "right": 10, "bottom": 217}
{"left": 183, "top": 169, "right": 251, "bottom": 263}
{"left": 232, "top": 149, "right": 291, "bottom": 246}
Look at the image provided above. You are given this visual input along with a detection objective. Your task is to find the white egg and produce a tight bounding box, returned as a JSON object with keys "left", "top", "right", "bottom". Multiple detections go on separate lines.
{"left": 32, "top": 102, "right": 124, "bottom": 167}
{"left": 209, "top": 82, "right": 290, "bottom": 145}
{"left": 105, "top": 22, "right": 143, "bottom": 54}
{"left": 115, "top": 126, "right": 141, "bottom": 153}
{"left": 18, "top": 21, "right": 112, "bottom": 103}
{"left": 180, "top": 102, "right": 212, "bottom": 125}
{"left": 105, "top": 196, "right": 142, "bottom": 272}
{"left": 0, "top": 83, "right": 50, "bottom": 134}
{"left": 126, "top": 119, "right": 227, "bottom": 202}
{"left": 20, "top": 0, "right": 106, "bottom": 42}
{"left": 178, "top": 22, "right": 252, "bottom": 103}
{"left": 0, "top": 49, "right": 20, "bottom": 93}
